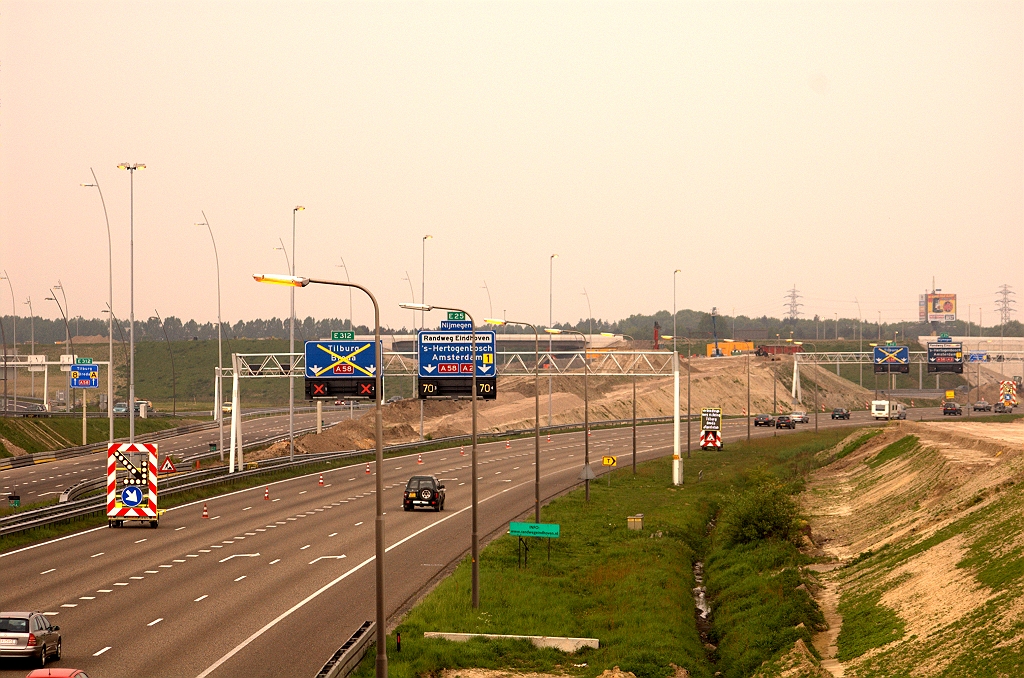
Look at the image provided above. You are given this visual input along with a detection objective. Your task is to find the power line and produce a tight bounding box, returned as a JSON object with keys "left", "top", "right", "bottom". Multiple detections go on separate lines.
{"left": 783, "top": 284, "right": 803, "bottom": 321}
{"left": 995, "top": 284, "right": 1016, "bottom": 325}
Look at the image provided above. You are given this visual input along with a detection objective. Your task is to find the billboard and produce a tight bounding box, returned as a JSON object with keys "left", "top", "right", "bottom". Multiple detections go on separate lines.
{"left": 919, "top": 295, "right": 927, "bottom": 323}
{"left": 927, "top": 342, "right": 963, "bottom": 374}
{"left": 926, "top": 293, "right": 957, "bottom": 322}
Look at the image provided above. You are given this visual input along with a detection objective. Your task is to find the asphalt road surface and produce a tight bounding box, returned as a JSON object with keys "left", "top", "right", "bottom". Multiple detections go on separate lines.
{"left": 0, "top": 410, "right": 919, "bottom": 677}
{"left": 1, "top": 409, "right": 363, "bottom": 505}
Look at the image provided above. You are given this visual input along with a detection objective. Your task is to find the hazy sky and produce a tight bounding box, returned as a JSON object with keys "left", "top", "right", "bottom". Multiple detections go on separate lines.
{"left": 1, "top": 1, "right": 1021, "bottom": 331}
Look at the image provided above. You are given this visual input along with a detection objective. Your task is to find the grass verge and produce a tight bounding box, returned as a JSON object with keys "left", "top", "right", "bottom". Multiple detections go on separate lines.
{"left": 0, "top": 417, "right": 187, "bottom": 455}
{"left": 352, "top": 428, "right": 859, "bottom": 678}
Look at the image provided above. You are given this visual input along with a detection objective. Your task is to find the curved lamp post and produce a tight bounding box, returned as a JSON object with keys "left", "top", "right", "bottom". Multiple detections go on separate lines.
{"left": 196, "top": 213, "right": 224, "bottom": 460}
{"left": 81, "top": 170, "right": 114, "bottom": 441}
{"left": 487, "top": 318, "right": 541, "bottom": 520}
{"left": 254, "top": 272, "right": 387, "bottom": 678}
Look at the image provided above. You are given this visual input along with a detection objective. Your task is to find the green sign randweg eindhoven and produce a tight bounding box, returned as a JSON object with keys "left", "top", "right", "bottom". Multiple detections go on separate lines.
{"left": 509, "top": 522, "right": 560, "bottom": 538}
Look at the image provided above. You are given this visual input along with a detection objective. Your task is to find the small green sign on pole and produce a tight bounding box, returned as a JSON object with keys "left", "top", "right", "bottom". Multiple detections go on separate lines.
{"left": 509, "top": 522, "right": 560, "bottom": 538}
{"left": 447, "top": 311, "right": 466, "bottom": 321}
{"left": 331, "top": 331, "right": 355, "bottom": 341}
{"left": 75, "top": 357, "right": 93, "bottom": 365}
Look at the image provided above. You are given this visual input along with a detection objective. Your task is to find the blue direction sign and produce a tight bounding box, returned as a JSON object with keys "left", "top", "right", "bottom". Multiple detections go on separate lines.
{"left": 874, "top": 345, "right": 910, "bottom": 374}
{"left": 305, "top": 340, "right": 380, "bottom": 379}
{"left": 417, "top": 329, "right": 495, "bottom": 377}
{"left": 968, "top": 352, "right": 987, "bottom": 363}
{"left": 120, "top": 486, "right": 144, "bottom": 507}
{"left": 70, "top": 364, "right": 99, "bottom": 389}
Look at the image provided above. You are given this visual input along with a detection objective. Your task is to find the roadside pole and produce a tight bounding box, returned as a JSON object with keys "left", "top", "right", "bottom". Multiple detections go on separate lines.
{"left": 673, "top": 351, "right": 681, "bottom": 485}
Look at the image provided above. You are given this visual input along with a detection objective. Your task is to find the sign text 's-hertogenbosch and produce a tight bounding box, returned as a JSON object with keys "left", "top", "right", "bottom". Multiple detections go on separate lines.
{"left": 927, "top": 342, "right": 964, "bottom": 374}
{"left": 417, "top": 330, "right": 496, "bottom": 378}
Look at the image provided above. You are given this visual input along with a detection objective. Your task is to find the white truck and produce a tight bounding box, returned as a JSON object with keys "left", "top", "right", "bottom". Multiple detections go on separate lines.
{"left": 871, "top": 400, "right": 907, "bottom": 421}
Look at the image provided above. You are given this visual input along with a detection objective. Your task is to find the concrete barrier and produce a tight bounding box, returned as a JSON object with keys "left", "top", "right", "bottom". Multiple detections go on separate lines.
{"left": 423, "top": 632, "right": 598, "bottom": 652}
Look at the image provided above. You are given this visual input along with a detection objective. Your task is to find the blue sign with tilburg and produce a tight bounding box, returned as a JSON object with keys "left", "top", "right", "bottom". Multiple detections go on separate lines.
{"left": 70, "top": 364, "right": 99, "bottom": 389}
{"left": 304, "top": 340, "right": 381, "bottom": 379}
{"left": 417, "top": 330, "right": 495, "bottom": 378}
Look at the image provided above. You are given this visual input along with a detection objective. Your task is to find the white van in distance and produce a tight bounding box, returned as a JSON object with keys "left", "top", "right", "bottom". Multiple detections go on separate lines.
{"left": 871, "top": 400, "right": 907, "bottom": 420}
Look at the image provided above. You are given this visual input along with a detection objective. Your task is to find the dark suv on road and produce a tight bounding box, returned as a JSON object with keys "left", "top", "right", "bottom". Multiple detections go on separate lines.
{"left": 942, "top": 402, "right": 963, "bottom": 416}
{"left": 753, "top": 414, "right": 774, "bottom": 427}
{"left": 831, "top": 408, "right": 850, "bottom": 420}
{"left": 0, "top": 611, "right": 61, "bottom": 666}
{"left": 403, "top": 475, "right": 446, "bottom": 512}
{"left": 775, "top": 415, "right": 796, "bottom": 429}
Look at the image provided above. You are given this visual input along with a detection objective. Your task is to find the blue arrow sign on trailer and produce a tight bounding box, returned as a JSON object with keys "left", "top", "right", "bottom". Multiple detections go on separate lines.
{"left": 70, "top": 364, "right": 99, "bottom": 388}
{"left": 304, "top": 340, "right": 381, "bottom": 378}
{"left": 417, "top": 330, "right": 496, "bottom": 377}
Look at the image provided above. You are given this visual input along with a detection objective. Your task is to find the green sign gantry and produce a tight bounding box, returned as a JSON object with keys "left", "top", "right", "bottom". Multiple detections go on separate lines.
{"left": 509, "top": 522, "right": 560, "bottom": 538}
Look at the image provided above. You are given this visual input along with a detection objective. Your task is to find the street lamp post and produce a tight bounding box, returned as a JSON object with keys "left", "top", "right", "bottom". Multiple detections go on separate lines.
{"left": 24, "top": 298, "right": 33, "bottom": 398}
{"left": 546, "top": 328, "right": 590, "bottom": 500}
{"left": 548, "top": 254, "right": 558, "bottom": 426}
{"left": 420, "top": 236, "right": 432, "bottom": 441}
{"left": 336, "top": 258, "right": 353, "bottom": 331}
{"left": 673, "top": 270, "right": 681, "bottom": 354}
{"left": 487, "top": 318, "right": 542, "bottom": 520}
{"left": 152, "top": 311, "right": 176, "bottom": 416}
{"left": 0, "top": 272, "right": 15, "bottom": 414}
{"left": 603, "top": 332, "right": 638, "bottom": 473}
{"left": 401, "top": 301, "right": 482, "bottom": 607}
{"left": 117, "top": 162, "right": 145, "bottom": 442}
{"left": 82, "top": 169, "right": 115, "bottom": 442}
{"left": 255, "top": 273, "right": 387, "bottom": 678}
{"left": 794, "top": 341, "right": 818, "bottom": 432}
{"left": 46, "top": 293, "right": 73, "bottom": 419}
{"left": 290, "top": 206, "right": 304, "bottom": 462}
{"left": 54, "top": 282, "right": 71, "bottom": 412}
{"left": 196, "top": 213, "right": 224, "bottom": 460}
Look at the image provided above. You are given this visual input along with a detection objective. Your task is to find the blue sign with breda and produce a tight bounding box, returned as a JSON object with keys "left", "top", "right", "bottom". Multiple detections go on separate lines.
{"left": 70, "top": 364, "right": 99, "bottom": 388}
{"left": 417, "top": 327, "right": 495, "bottom": 378}
{"left": 304, "top": 340, "right": 380, "bottom": 379}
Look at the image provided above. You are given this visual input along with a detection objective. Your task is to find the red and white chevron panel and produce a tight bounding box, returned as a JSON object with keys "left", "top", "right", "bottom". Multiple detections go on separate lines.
{"left": 699, "top": 430, "right": 722, "bottom": 451}
{"left": 107, "top": 443, "right": 159, "bottom": 518}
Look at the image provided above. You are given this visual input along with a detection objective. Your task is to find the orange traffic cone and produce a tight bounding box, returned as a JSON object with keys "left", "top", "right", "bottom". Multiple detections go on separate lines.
{"left": 546, "top": 434, "right": 551, "bottom": 443}
{"left": 365, "top": 463, "right": 371, "bottom": 474}
{"left": 505, "top": 440, "right": 511, "bottom": 449}
{"left": 417, "top": 454, "right": 424, "bottom": 465}
{"left": 202, "top": 503, "right": 209, "bottom": 519}
{"left": 587, "top": 429, "right": 592, "bottom": 436}
{"left": 264, "top": 487, "right": 270, "bottom": 500}
{"left": 318, "top": 474, "right": 324, "bottom": 486}
{"left": 460, "top": 446, "right": 465, "bottom": 456}
{"left": 195, "top": 460, "right": 200, "bottom": 470}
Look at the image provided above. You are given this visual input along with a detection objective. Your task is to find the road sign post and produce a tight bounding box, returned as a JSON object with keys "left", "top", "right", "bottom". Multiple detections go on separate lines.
{"left": 509, "top": 521, "right": 560, "bottom": 565}
{"left": 700, "top": 407, "right": 723, "bottom": 450}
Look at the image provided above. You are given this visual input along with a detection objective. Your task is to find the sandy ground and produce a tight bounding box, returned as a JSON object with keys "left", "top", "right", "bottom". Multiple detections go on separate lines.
{"left": 802, "top": 419, "right": 1024, "bottom": 676}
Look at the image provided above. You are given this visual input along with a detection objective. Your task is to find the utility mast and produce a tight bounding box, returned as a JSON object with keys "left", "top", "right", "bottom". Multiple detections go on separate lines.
{"left": 995, "top": 284, "right": 1016, "bottom": 325}
{"left": 784, "top": 285, "right": 803, "bottom": 321}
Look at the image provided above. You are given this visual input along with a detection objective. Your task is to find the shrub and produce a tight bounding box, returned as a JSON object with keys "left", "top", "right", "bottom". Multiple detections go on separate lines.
{"left": 717, "top": 478, "right": 798, "bottom": 547}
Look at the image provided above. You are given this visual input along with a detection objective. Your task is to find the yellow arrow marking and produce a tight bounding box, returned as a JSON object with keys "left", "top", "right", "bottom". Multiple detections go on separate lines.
{"left": 313, "top": 343, "right": 373, "bottom": 377}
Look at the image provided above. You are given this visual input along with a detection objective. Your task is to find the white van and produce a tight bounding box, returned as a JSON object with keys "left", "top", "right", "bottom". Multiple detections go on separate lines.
{"left": 871, "top": 400, "right": 907, "bottom": 420}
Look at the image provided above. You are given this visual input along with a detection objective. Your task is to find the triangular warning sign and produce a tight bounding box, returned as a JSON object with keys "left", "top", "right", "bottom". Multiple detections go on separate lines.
{"left": 159, "top": 457, "right": 176, "bottom": 474}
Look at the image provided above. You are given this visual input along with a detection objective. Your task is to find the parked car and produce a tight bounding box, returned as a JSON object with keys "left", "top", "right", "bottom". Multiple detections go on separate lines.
{"left": 334, "top": 399, "right": 348, "bottom": 406}
{"left": 386, "top": 396, "right": 403, "bottom": 404}
{"left": 995, "top": 402, "right": 1014, "bottom": 414}
{"left": 113, "top": 402, "right": 129, "bottom": 414}
{"left": 753, "top": 414, "right": 775, "bottom": 427}
{"left": 26, "top": 670, "right": 90, "bottom": 678}
{"left": 791, "top": 411, "right": 809, "bottom": 424}
{"left": 0, "top": 611, "right": 60, "bottom": 666}
{"left": 402, "top": 475, "right": 445, "bottom": 512}
{"left": 776, "top": 415, "right": 796, "bottom": 429}
{"left": 831, "top": 408, "right": 851, "bottom": 420}
{"left": 973, "top": 400, "right": 992, "bottom": 412}
{"left": 221, "top": 402, "right": 233, "bottom": 415}
{"left": 942, "top": 402, "right": 963, "bottom": 416}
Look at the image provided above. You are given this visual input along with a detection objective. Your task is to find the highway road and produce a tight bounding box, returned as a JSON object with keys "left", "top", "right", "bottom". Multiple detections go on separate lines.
{"left": 0, "top": 409, "right": 363, "bottom": 505}
{"left": 0, "top": 410, "right": 904, "bottom": 677}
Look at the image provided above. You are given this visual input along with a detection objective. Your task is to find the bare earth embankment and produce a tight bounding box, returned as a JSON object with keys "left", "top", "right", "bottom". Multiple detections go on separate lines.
{"left": 800, "top": 420, "right": 1024, "bottom": 677}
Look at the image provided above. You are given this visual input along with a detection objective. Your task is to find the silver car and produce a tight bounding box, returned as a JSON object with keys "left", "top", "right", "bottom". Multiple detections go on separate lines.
{"left": 0, "top": 611, "right": 61, "bottom": 666}
{"left": 790, "top": 411, "right": 810, "bottom": 423}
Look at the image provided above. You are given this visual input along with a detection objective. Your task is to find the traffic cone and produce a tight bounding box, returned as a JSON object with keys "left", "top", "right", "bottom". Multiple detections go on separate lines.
{"left": 264, "top": 487, "right": 270, "bottom": 500}
{"left": 546, "top": 434, "right": 551, "bottom": 443}
{"left": 505, "top": 440, "right": 511, "bottom": 449}
{"left": 318, "top": 474, "right": 324, "bottom": 486}
{"left": 202, "top": 503, "right": 209, "bottom": 519}
{"left": 417, "top": 454, "right": 424, "bottom": 465}
{"left": 587, "top": 429, "right": 592, "bottom": 436}
{"left": 365, "top": 463, "right": 371, "bottom": 474}
{"left": 195, "top": 460, "right": 200, "bottom": 470}
{"left": 460, "top": 446, "right": 465, "bottom": 456}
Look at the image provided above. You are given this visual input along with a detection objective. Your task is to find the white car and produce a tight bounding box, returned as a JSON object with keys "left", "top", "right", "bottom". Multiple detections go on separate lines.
{"left": 790, "top": 411, "right": 809, "bottom": 423}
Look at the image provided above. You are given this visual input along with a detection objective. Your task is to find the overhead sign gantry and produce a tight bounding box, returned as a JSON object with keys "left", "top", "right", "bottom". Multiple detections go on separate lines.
{"left": 303, "top": 332, "right": 381, "bottom": 400}
{"left": 417, "top": 316, "right": 496, "bottom": 399}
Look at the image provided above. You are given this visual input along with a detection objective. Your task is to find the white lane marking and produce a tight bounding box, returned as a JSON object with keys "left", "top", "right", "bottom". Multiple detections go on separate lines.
{"left": 114, "top": 582, "right": 129, "bottom": 586}
{"left": 210, "top": 545, "right": 223, "bottom": 548}
{"left": 176, "top": 526, "right": 187, "bottom": 531}
{"left": 269, "top": 559, "right": 280, "bottom": 565}
{"left": 300, "top": 545, "right": 310, "bottom": 550}
{"left": 91, "top": 552, "right": 104, "bottom": 558}
{"left": 148, "top": 618, "right": 163, "bottom": 626}
{"left": 234, "top": 575, "right": 246, "bottom": 582}
{"left": 195, "top": 595, "right": 208, "bottom": 602}
{"left": 187, "top": 554, "right": 199, "bottom": 558}
{"left": 328, "top": 532, "right": 338, "bottom": 537}
{"left": 61, "top": 604, "right": 77, "bottom": 608}
{"left": 354, "top": 521, "right": 363, "bottom": 526}
{"left": 130, "top": 576, "right": 144, "bottom": 580}
{"left": 43, "top": 612, "right": 59, "bottom": 615}
{"left": 299, "top": 491, "right": 307, "bottom": 495}
{"left": 211, "top": 516, "right": 220, "bottom": 520}
{"left": 173, "top": 559, "right": 186, "bottom": 563}
{"left": 272, "top": 498, "right": 280, "bottom": 502}
{"left": 242, "top": 507, "right": 252, "bottom": 511}
{"left": 459, "top": 482, "right": 465, "bottom": 486}
{"left": 219, "top": 553, "right": 260, "bottom": 563}
{"left": 80, "top": 596, "right": 95, "bottom": 600}
{"left": 255, "top": 529, "right": 266, "bottom": 532}
{"left": 94, "top": 646, "right": 112, "bottom": 656}
{"left": 135, "top": 538, "right": 147, "bottom": 544}
{"left": 97, "top": 589, "right": 112, "bottom": 593}
{"left": 309, "top": 555, "right": 346, "bottom": 565}
{"left": 40, "top": 568, "right": 55, "bottom": 575}
{"left": 199, "top": 549, "right": 212, "bottom": 553}
{"left": 245, "top": 532, "right": 256, "bottom": 536}
{"left": 159, "top": 565, "right": 173, "bottom": 568}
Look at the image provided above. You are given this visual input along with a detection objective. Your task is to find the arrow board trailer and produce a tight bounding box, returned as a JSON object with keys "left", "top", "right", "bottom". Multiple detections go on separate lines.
{"left": 417, "top": 328, "right": 497, "bottom": 400}
{"left": 304, "top": 339, "right": 381, "bottom": 400}
{"left": 701, "top": 408, "right": 722, "bottom": 432}
{"left": 873, "top": 345, "right": 910, "bottom": 374}
{"left": 107, "top": 443, "right": 161, "bottom": 528}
